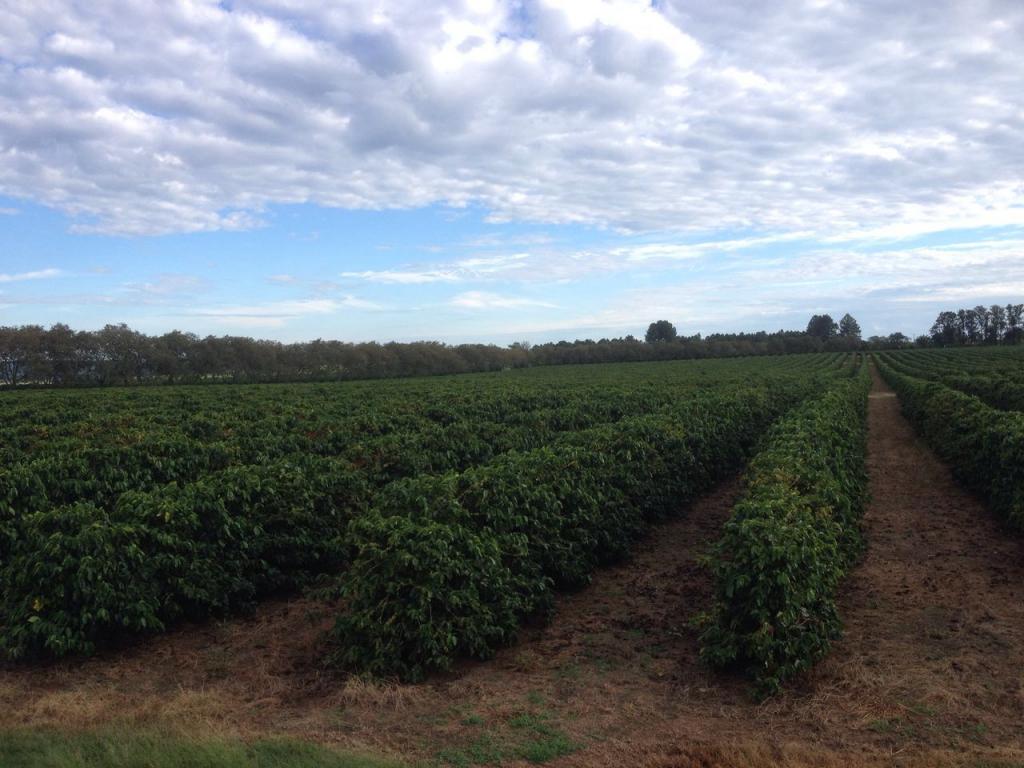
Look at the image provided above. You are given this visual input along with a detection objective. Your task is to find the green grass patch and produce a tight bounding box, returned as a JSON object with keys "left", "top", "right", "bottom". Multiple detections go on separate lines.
{"left": 434, "top": 700, "right": 579, "bottom": 766}
{"left": 0, "top": 728, "right": 402, "bottom": 768}
{"left": 864, "top": 703, "right": 991, "bottom": 749}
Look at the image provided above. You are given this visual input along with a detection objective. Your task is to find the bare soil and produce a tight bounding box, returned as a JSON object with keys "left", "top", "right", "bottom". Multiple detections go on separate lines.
{"left": 3, "top": 367, "right": 1024, "bottom": 766}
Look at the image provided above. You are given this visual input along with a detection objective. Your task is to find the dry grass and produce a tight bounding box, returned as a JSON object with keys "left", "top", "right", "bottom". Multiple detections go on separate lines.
{"left": 328, "top": 676, "right": 427, "bottom": 711}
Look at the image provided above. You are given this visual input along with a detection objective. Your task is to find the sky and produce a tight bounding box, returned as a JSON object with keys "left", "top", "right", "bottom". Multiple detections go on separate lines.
{"left": 1, "top": 0, "right": 1022, "bottom": 344}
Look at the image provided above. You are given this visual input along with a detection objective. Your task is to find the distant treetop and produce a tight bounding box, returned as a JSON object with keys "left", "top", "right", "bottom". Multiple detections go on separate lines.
{"left": 806, "top": 314, "right": 839, "bottom": 340}
{"left": 838, "top": 313, "right": 862, "bottom": 340}
{"left": 645, "top": 320, "right": 678, "bottom": 343}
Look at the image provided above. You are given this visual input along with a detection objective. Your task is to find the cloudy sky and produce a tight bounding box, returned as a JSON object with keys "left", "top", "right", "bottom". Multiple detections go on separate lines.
{"left": 1, "top": 0, "right": 1022, "bottom": 343}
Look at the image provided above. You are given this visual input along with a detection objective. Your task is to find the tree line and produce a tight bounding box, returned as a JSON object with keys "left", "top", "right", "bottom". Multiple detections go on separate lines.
{"left": 0, "top": 321, "right": 856, "bottom": 388}
{"left": 0, "top": 305, "right": 1018, "bottom": 388}
{"left": 928, "top": 303, "right": 1024, "bottom": 347}
{"left": 0, "top": 324, "right": 532, "bottom": 388}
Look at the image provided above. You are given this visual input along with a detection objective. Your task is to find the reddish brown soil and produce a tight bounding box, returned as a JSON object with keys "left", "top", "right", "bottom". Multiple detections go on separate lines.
{"left": 3, "top": 367, "right": 1024, "bottom": 766}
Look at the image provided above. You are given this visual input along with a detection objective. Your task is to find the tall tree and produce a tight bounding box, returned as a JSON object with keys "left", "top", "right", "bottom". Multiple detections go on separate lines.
{"left": 956, "top": 308, "right": 969, "bottom": 341}
{"left": 806, "top": 314, "right": 838, "bottom": 340}
{"left": 645, "top": 320, "right": 678, "bottom": 343}
{"left": 988, "top": 304, "right": 1007, "bottom": 344}
{"left": 962, "top": 308, "right": 983, "bottom": 344}
{"left": 930, "top": 311, "right": 961, "bottom": 346}
{"left": 973, "top": 306, "right": 991, "bottom": 344}
{"left": 43, "top": 323, "right": 79, "bottom": 385}
{"left": 1007, "top": 303, "right": 1024, "bottom": 344}
{"left": 0, "top": 326, "right": 34, "bottom": 386}
{"left": 838, "top": 313, "right": 862, "bottom": 339}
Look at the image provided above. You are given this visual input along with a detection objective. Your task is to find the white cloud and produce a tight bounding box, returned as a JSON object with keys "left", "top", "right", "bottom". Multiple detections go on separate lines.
{"left": 1, "top": 1, "right": 1021, "bottom": 237}
{"left": 449, "top": 290, "right": 557, "bottom": 309}
{"left": 183, "top": 296, "right": 383, "bottom": 328}
{"left": 0, "top": 206, "right": 20, "bottom": 215}
{"left": 267, "top": 273, "right": 297, "bottom": 284}
{"left": 341, "top": 253, "right": 533, "bottom": 284}
{"left": 890, "top": 282, "right": 1024, "bottom": 303}
{"left": 338, "top": 295, "right": 387, "bottom": 310}
{"left": 614, "top": 232, "right": 813, "bottom": 262}
{"left": 453, "top": 253, "right": 529, "bottom": 271}
{"left": 339, "top": 269, "right": 461, "bottom": 284}
{"left": 123, "top": 274, "right": 205, "bottom": 295}
{"left": 184, "top": 299, "right": 341, "bottom": 328}
{"left": 191, "top": 299, "right": 344, "bottom": 317}
{"left": 0, "top": 268, "right": 63, "bottom": 283}
{"left": 747, "top": 238, "right": 1024, "bottom": 289}
{"left": 338, "top": 233, "right": 817, "bottom": 286}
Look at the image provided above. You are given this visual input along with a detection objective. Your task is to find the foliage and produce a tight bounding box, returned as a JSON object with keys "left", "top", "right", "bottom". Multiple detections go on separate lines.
{"left": 838, "top": 313, "right": 861, "bottom": 340}
{"left": 806, "top": 314, "right": 838, "bottom": 340}
{"left": 876, "top": 356, "right": 1024, "bottom": 529}
{"left": 0, "top": 457, "right": 368, "bottom": 659}
{"left": 644, "top": 319, "right": 678, "bottom": 343}
{"left": 328, "top": 474, "right": 547, "bottom": 680}
{"left": 699, "top": 366, "right": 871, "bottom": 695}
{"left": 329, "top": 381, "right": 832, "bottom": 681}
{"left": 878, "top": 346, "right": 1024, "bottom": 412}
{"left": 929, "top": 303, "right": 1024, "bottom": 346}
{"left": 0, "top": 320, "right": 889, "bottom": 388}
{"left": 0, "top": 353, "right": 848, "bottom": 661}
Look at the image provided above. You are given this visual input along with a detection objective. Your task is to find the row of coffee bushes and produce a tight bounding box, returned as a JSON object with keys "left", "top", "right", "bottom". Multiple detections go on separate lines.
{"left": 878, "top": 351, "right": 1024, "bottom": 412}
{"left": 328, "top": 382, "right": 836, "bottom": 681}
{"left": 0, "top": 454, "right": 366, "bottom": 659}
{"left": 699, "top": 365, "right": 871, "bottom": 695}
{"left": 0, "top": 391, "right": 687, "bottom": 516}
{"left": 1, "top": 353, "right": 847, "bottom": 517}
{"left": 2, "top": 353, "right": 845, "bottom": 466}
{"left": 938, "top": 373, "right": 1024, "bottom": 412}
{"left": 0, "top": 375, "right": 839, "bottom": 661}
{"left": 875, "top": 357, "right": 1024, "bottom": 529}
{"left": 0, "top": 356, "right": 848, "bottom": 661}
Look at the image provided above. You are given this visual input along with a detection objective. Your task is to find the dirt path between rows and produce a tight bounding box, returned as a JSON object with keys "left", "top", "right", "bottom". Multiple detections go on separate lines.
{"left": 3, "top": 367, "right": 1024, "bottom": 766}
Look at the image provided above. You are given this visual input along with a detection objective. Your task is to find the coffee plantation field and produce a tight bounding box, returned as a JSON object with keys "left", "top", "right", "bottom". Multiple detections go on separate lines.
{"left": 5, "top": 349, "right": 1024, "bottom": 767}
{"left": 1, "top": 352, "right": 858, "bottom": 671}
